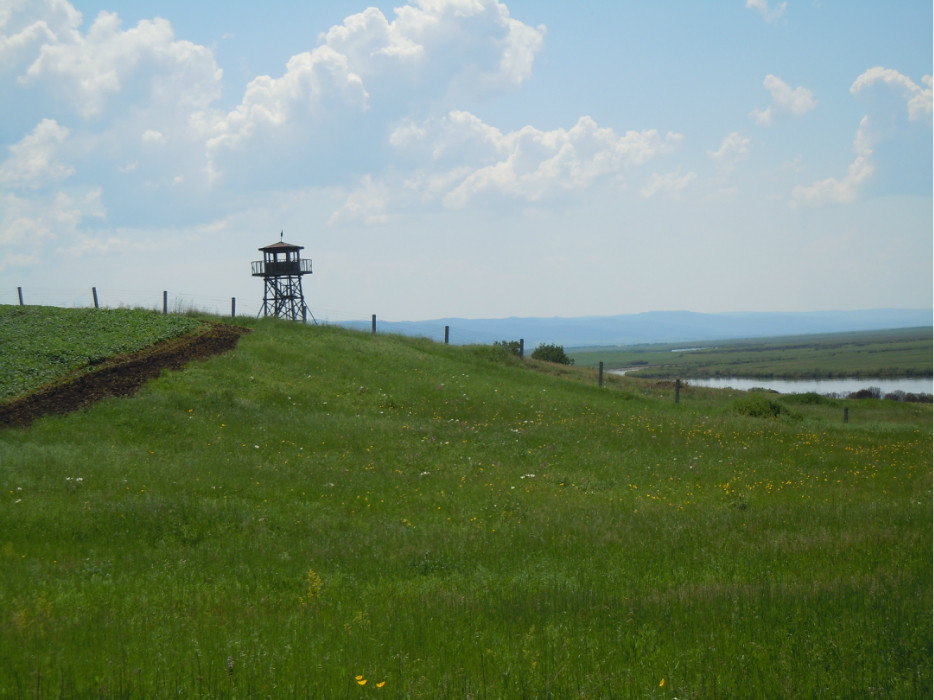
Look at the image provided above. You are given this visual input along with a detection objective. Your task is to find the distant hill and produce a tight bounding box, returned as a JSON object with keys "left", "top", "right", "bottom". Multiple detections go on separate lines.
{"left": 338, "top": 309, "right": 933, "bottom": 348}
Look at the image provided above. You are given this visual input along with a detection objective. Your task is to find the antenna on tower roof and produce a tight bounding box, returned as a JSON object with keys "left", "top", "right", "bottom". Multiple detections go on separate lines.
{"left": 280, "top": 230, "right": 284, "bottom": 242}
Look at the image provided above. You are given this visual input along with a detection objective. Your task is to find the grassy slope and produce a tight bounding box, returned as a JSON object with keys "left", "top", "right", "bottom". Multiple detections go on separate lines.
{"left": 0, "top": 318, "right": 931, "bottom": 698}
{"left": 572, "top": 327, "right": 934, "bottom": 379}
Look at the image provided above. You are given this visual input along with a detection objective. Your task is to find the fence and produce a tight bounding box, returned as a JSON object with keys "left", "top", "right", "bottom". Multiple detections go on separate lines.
{"left": 7, "top": 285, "right": 554, "bottom": 354}
{"left": 8, "top": 285, "right": 253, "bottom": 319}
{"left": 7, "top": 286, "right": 486, "bottom": 347}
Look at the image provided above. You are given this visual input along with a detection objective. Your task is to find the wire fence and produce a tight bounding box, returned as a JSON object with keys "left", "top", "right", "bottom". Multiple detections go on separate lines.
{"left": 3, "top": 285, "right": 517, "bottom": 347}
{"left": 5, "top": 285, "right": 252, "bottom": 317}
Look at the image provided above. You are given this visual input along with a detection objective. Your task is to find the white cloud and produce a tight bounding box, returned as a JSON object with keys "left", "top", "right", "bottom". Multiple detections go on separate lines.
{"left": 383, "top": 111, "right": 683, "bottom": 211}
{"left": 0, "top": 186, "right": 104, "bottom": 270}
{"left": 0, "top": 1, "right": 236, "bottom": 214}
{"left": 745, "top": 0, "right": 787, "bottom": 24}
{"left": 328, "top": 174, "right": 392, "bottom": 226}
{"left": 851, "top": 66, "right": 933, "bottom": 122}
{"left": 640, "top": 169, "right": 697, "bottom": 199}
{"left": 321, "top": 6, "right": 424, "bottom": 68}
{"left": 17, "top": 9, "right": 222, "bottom": 119}
{"left": 792, "top": 116, "right": 875, "bottom": 207}
{"left": 707, "top": 131, "right": 750, "bottom": 178}
{"left": 4, "top": 1, "right": 549, "bottom": 197}
{"left": 0, "top": 0, "right": 81, "bottom": 71}
{"left": 141, "top": 129, "right": 165, "bottom": 144}
{"left": 0, "top": 118, "right": 73, "bottom": 188}
{"left": 58, "top": 233, "right": 134, "bottom": 257}
{"left": 391, "top": 109, "right": 506, "bottom": 167}
{"left": 752, "top": 75, "right": 817, "bottom": 126}
{"left": 0, "top": 195, "right": 51, "bottom": 248}
{"left": 0, "top": 251, "right": 39, "bottom": 271}
{"left": 385, "top": 0, "right": 545, "bottom": 93}
{"left": 329, "top": 110, "right": 684, "bottom": 222}
{"left": 202, "top": 0, "right": 545, "bottom": 178}
{"left": 202, "top": 46, "right": 368, "bottom": 171}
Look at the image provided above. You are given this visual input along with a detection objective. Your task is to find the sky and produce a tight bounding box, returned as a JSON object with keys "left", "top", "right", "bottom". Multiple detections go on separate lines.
{"left": 1, "top": 0, "right": 931, "bottom": 322}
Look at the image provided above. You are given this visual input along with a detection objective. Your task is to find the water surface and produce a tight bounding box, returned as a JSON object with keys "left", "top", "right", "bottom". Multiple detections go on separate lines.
{"left": 674, "top": 376, "right": 929, "bottom": 396}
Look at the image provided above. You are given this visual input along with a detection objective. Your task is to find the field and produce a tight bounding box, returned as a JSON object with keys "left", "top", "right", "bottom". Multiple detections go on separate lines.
{"left": 571, "top": 327, "right": 933, "bottom": 380}
{"left": 0, "top": 306, "right": 203, "bottom": 400}
{"left": 1, "top": 308, "right": 931, "bottom": 698}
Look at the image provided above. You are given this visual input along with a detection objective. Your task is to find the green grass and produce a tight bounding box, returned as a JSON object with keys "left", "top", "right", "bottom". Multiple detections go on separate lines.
{"left": 0, "top": 315, "right": 931, "bottom": 698}
{"left": 572, "top": 327, "right": 933, "bottom": 379}
{"left": 0, "top": 305, "right": 204, "bottom": 400}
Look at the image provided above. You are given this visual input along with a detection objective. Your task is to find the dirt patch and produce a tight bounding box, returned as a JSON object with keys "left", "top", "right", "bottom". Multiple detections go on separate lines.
{"left": 0, "top": 323, "right": 250, "bottom": 429}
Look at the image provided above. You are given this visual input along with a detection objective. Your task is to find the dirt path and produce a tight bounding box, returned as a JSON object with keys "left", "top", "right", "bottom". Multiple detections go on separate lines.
{"left": 0, "top": 323, "right": 250, "bottom": 429}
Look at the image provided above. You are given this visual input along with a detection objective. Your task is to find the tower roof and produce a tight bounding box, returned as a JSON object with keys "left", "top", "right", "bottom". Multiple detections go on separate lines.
{"left": 260, "top": 231, "right": 303, "bottom": 252}
{"left": 259, "top": 240, "right": 303, "bottom": 252}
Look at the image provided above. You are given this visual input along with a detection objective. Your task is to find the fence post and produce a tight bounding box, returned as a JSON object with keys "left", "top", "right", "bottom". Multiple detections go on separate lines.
{"left": 519, "top": 339, "right": 524, "bottom": 358}
{"left": 371, "top": 314, "right": 376, "bottom": 334}
{"left": 17, "top": 287, "right": 23, "bottom": 305}
{"left": 231, "top": 297, "right": 236, "bottom": 318}
{"left": 675, "top": 378, "right": 681, "bottom": 403}
{"left": 163, "top": 291, "right": 168, "bottom": 314}
{"left": 599, "top": 361, "right": 604, "bottom": 387}
{"left": 444, "top": 325, "right": 450, "bottom": 344}
{"left": 92, "top": 287, "right": 99, "bottom": 309}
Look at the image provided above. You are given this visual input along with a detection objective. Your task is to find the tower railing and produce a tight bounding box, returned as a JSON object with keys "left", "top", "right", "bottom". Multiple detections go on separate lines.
{"left": 251, "top": 259, "right": 312, "bottom": 277}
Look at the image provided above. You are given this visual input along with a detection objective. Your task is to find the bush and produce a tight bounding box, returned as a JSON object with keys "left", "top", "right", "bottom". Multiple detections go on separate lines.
{"left": 492, "top": 340, "right": 523, "bottom": 357}
{"left": 848, "top": 387, "right": 882, "bottom": 400}
{"left": 732, "top": 394, "right": 799, "bottom": 420}
{"left": 784, "top": 392, "right": 833, "bottom": 405}
{"left": 882, "top": 390, "right": 932, "bottom": 403}
{"left": 531, "top": 343, "right": 573, "bottom": 365}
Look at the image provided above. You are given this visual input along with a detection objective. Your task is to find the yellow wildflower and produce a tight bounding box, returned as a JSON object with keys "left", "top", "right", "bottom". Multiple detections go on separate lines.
{"left": 306, "top": 569, "right": 323, "bottom": 599}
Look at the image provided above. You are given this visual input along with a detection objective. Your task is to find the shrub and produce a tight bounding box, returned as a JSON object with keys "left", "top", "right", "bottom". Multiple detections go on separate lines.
{"left": 784, "top": 392, "right": 833, "bottom": 405}
{"left": 493, "top": 340, "right": 523, "bottom": 357}
{"left": 848, "top": 387, "right": 882, "bottom": 400}
{"left": 531, "top": 343, "right": 573, "bottom": 365}
{"left": 732, "top": 394, "right": 799, "bottom": 420}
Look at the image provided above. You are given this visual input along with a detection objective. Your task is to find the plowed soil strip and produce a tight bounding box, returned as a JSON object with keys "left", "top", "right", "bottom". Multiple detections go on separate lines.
{"left": 0, "top": 323, "right": 250, "bottom": 429}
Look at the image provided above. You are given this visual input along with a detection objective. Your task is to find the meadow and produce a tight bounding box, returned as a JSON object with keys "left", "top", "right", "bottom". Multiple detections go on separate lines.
{"left": 571, "top": 327, "right": 933, "bottom": 380}
{"left": 0, "top": 310, "right": 931, "bottom": 698}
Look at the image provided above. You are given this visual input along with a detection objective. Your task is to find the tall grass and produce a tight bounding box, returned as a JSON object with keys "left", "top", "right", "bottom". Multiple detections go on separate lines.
{"left": 1, "top": 318, "right": 930, "bottom": 697}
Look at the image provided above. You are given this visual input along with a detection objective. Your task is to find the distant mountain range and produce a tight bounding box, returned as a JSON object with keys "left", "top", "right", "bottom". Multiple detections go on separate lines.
{"left": 337, "top": 309, "right": 933, "bottom": 348}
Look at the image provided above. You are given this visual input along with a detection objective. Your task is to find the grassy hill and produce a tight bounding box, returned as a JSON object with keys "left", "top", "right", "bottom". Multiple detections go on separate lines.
{"left": 1, "top": 312, "right": 931, "bottom": 697}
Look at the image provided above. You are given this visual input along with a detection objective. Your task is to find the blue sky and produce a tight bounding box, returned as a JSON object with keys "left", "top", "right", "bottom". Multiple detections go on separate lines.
{"left": 1, "top": 0, "right": 931, "bottom": 321}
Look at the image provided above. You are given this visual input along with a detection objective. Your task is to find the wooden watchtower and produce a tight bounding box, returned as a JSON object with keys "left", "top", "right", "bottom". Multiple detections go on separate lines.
{"left": 251, "top": 233, "right": 314, "bottom": 322}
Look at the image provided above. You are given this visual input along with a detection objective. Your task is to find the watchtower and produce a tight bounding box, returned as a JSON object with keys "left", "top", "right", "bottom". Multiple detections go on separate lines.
{"left": 251, "top": 233, "right": 314, "bottom": 322}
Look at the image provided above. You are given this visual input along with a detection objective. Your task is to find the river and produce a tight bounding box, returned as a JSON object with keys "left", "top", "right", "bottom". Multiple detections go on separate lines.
{"left": 609, "top": 371, "right": 932, "bottom": 396}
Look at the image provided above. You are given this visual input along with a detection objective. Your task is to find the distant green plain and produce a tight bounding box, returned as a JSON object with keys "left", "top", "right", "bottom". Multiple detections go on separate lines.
{"left": 571, "top": 327, "right": 933, "bottom": 379}
{"left": 1, "top": 308, "right": 931, "bottom": 697}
